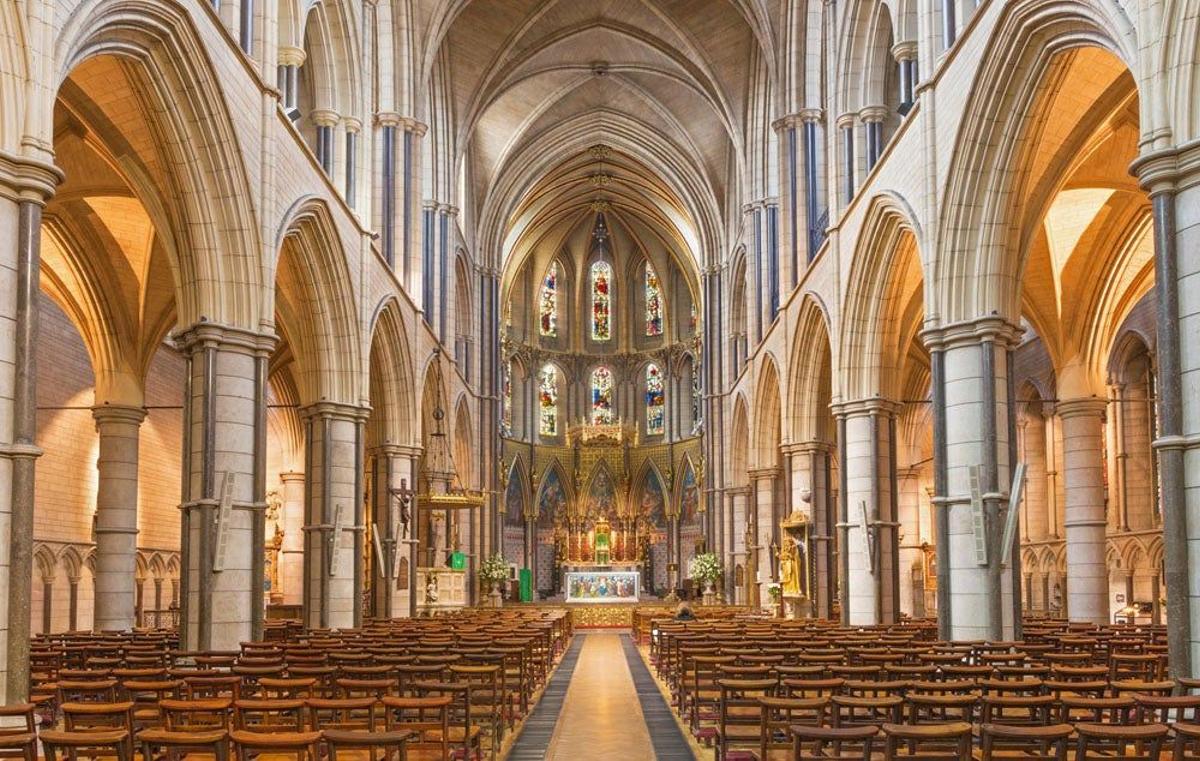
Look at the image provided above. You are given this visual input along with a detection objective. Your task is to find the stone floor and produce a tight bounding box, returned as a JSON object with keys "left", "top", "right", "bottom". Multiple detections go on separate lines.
{"left": 507, "top": 631, "right": 695, "bottom": 760}
{"left": 546, "top": 633, "right": 657, "bottom": 758}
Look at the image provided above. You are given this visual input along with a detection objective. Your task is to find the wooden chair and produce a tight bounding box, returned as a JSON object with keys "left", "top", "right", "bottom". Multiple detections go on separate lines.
{"left": 229, "top": 729, "right": 322, "bottom": 761}
{"left": 759, "top": 697, "right": 827, "bottom": 761}
{"left": 381, "top": 696, "right": 452, "bottom": 761}
{"left": 717, "top": 678, "right": 776, "bottom": 761}
{"left": 0, "top": 704, "right": 38, "bottom": 761}
{"left": 790, "top": 724, "right": 879, "bottom": 761}
{"left": 1073, "top": 723, "right": 1169, "bottom": 761}
{"left": 57, "top": 701, "right": 137, "bottom": 761}
{"left": 976, "top": 724, "right": 1072, "bottom": 761}
{"left": 879, "top": 721, "right": 972, "bottom": 761}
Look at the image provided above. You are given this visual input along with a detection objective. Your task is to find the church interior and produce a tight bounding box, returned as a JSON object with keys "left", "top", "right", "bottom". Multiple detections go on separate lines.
{"left": 2, "top": 0, "right": 1200, "bottom": 758}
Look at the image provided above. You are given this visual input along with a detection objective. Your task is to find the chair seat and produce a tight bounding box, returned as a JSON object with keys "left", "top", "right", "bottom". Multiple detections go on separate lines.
{"left": 321, "top": 730, "right": 414, "bottom": 746}
{"left": 881, "top": 722, "right": 972, "bottom": 739}
{"left": 138, "top": 729, "right": 228, "bottom": 745}
{"left": 40, "top": 730, "right": 130, "bottom": 747}
{"left": 1074, "top": 723, "right": 1168, "bottom": 740}
{"left": 229, "top": 730, "right": 322, "bottom": 748}
{"left": 790, "top": 725, "right": 880, "bottom": 741}
{"left": 0, "top": 734, "right": 35, "bottom": 747}
{"left": 977, "top": 724, "right": 1074, "bottom": 740}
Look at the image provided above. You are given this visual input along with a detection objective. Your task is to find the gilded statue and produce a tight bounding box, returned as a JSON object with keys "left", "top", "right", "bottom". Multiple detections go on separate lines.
{"left": 780, "top": 536, "right": 801, "bottom": 597}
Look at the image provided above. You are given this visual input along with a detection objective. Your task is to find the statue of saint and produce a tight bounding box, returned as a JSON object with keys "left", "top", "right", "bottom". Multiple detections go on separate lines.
{"left": 780, "top": 537, "right": 801, "bottom": 596}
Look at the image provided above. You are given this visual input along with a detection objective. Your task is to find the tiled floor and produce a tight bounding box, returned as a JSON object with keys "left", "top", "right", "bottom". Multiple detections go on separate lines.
{"left": 545, "top": 633, "right": 657, "bottom": 759}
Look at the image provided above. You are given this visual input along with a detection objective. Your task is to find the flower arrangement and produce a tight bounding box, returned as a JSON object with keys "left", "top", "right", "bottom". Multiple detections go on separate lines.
{"left": 688, "top": 552, "right": 722, "bottom": 584}
{"left": 766, "top": 582, "right": 782, "bottom": 603}
{"left": 479, "top": 553, "right": 510, "bottom": 584}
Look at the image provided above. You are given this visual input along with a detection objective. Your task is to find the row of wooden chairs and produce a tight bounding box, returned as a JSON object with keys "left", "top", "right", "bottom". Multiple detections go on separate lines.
{"left": 25, "top": 609, "right": 574, "bottom": 761}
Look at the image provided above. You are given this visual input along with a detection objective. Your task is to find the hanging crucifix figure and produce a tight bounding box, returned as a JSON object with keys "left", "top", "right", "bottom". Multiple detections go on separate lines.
{"left": 390, "top": 478, "right": 415, "bottom": 540}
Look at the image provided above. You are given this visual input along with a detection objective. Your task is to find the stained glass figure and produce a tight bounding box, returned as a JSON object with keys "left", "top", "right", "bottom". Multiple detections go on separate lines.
{"left": 646, "top": 363, "right": 665, "bottom": 435}
{"left": 591, "top": 366, "right": 614, "bottom": 424}
{"left": 538, "top": 364, "right": 558, "bottom": 436}
{"left": 645, "top": 263, "right": 663, "bottom": 336}
{"left": 591, "top": 261, "right": 611, "bottom": 341}
{"left": 539, "top": 262, "right": 558, "bottom": 337}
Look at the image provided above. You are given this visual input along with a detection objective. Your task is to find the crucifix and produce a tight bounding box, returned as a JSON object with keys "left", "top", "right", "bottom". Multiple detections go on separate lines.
{"left": 389, "top": 478, "right": 416, "bottom": 541}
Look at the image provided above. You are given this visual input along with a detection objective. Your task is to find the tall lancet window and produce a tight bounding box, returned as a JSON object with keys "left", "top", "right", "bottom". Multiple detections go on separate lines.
{"left": 646, "top": 363, "right": 665, "bottom": 435}
{"left": 645, "top": 263, "right": 663, "bottom": 336}
{"left": 538, "top": 364, "right": 558, "bottom": 436}
{"left": 591, "top": 366, "right": 615, "bottom": 424}
{"left": 591, "top": 261, "right": 612, "bottom": 341}
{"left": 539, "top": 263, "right": 558, "bottom": 337}
{"left": 501, "top": 361, "right": 513, "bottom": 435}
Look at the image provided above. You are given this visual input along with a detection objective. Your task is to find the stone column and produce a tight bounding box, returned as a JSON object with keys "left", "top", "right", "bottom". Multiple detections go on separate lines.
{"left": 897, "top": 464, "right": 924, "bottom": 619}
{"left": 729, "top": 488, "right": 750, "bottom": 605}
{"left": 301, "top": 402, "right": 367, "bottom": 630}
{"left": 923, "top": 319, "right": 1020, "bottom": 641}
{"left": 312, "top": 110, "right": 338, "bottom": 176}
{"left": 373, "top": 116, "right": 426, "bottom": 281}
{"left": 1130, "top": 142, "right": 1200, "bottom": 677}
{"left": 750, "top": 469, "right": 778, "bottom": 607}
{"left": 279, "top": 472, "right": 304, "bottom": 606}
{"left": 893, "top": 41, "right": 918, "bottom": 113}
{"left": 860, "top": 106, "right": 886, "bottom": 172}
{"left": 1, "top": 156, "right": 59, "bottom": 700}
{"left": 1057, "top": 397, "right": 1109, "bottom": 624}
{"left": 176, "top": 324, "right": 275, "bottom": 652}
{"left": 784, "top": 441, "right": 834, "bottom": 617}
{"left": 836, "top": 400, "right": 900, "bottom": 625}
{"left": 800, "top": 109, "right": 827, "bottom": 259}
{"left": 91, "top": 405, "right": 147, "bottom": 631}
{"left": 277, "top": 46, "right": 304, "bottom": 120}
{"left": 837, "top": 114, "right": 856, "bottom": 203}
{"left": 368, "top": 444, "right": 419, "bottom": 619}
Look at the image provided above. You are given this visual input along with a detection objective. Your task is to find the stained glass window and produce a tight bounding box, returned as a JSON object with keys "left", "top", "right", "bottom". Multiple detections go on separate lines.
{"left": 591, "top": 261, "right": 611, "bottom": 341}
{"left": 539, "top": 263, "right": 558, "bottom": 337}
{"left": 591, "top": 366, "right": 614, "bottom": 424}
{"left": 646, "top": 363, "right": 665, "bottom": 435}
{"left": 501, "top": 361, "right": 512, "bottom": 436}
{"left": 538, "top": 364, "right": 558, "bottom": 436}
{"left": 645, "top": 263, "right": 663, "bottom": 336}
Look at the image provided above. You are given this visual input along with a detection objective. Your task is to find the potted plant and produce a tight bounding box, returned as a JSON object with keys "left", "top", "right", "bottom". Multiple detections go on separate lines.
{"left": 766, "top": 582, "right": 782, "bottom": 615}
{"left": 479, "top": 553, "right": 510, "bottom": 608}
{"left": 688, "top": 553, "right": 722, "bottom": 605}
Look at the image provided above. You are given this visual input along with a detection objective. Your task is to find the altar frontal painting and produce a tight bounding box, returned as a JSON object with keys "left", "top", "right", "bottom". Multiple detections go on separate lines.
{"left": 564, "top": 571, "right": 640, "bottom": 603}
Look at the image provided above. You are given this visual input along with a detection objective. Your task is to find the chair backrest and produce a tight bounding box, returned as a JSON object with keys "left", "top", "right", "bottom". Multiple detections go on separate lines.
{"left": 977, "top": 723, "right": 1072, "bottom": 761}
{"left": 233, "top": 698, "right": 306, "bottom": 732}
{"left": 159, "top": 697, "right": 232, "bottom": 732}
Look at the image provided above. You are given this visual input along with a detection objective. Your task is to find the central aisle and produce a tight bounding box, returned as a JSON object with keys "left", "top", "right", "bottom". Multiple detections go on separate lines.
{"left": 545, "top": 633, "right": 656, "bottom": 759}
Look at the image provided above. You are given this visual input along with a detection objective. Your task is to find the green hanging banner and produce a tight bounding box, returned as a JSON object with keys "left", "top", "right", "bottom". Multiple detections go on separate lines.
{"left": 449, "top": 551, "right": 466, "bottom": 570}
{"left": 519, "top": 568, "right": 533, "bottom": 603}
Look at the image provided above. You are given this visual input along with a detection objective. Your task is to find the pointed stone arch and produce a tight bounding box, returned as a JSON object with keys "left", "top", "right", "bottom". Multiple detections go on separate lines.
{"left": 840, "top": 193, "right": 924, "bottom": 401}
{"left": 730, "top": 394, "right": 751, "bottom": 488}
{"left": 630, "top": 459, "right": 668, "bottom": 525}
{"left": 752, "top": 354, "right": 783, "bottom": 469}
{"left": 534, "top": 459, "right": 572, "bottom": 528}
{"left": 366, "top": 297, "right": 417, "bottom": 448}
{"left": 52, "top": 0, "right": 264, "bottom": 329}
{"left": 581, "top": 460, "right": 620, "bottom": 520}
{"left": 788, "top": 295, "right": 835, "bottom": 444}
{"left": 273, "top": 197, "right": 361, "bottom": 406}
{"left": 934, "top": 1, "right": 1139, "bottom": 325}
{"left": 675, "top": 453, "right": 702, "bottom": 525}
{"left": 452, "top": 395, "right": 474, "bottom": 487}
{"left": 503, "top": 454, "right": 530, "bottom": 524}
